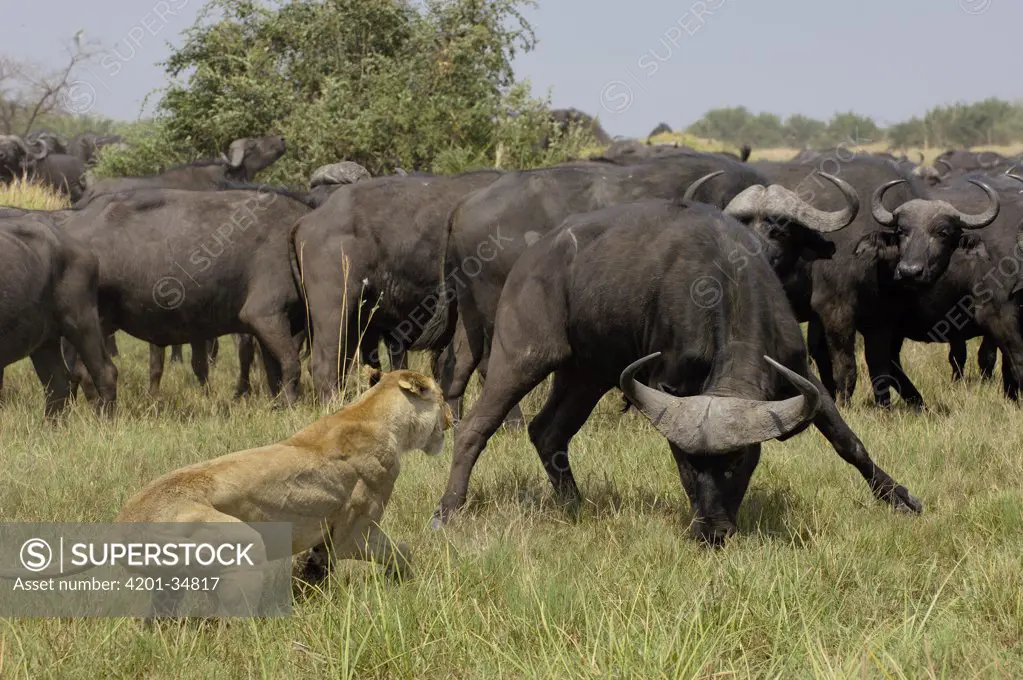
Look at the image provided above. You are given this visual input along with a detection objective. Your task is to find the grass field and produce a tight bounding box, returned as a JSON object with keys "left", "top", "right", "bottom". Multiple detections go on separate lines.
{"left": 1, "top": 173, "right": 1021, "bottom": 678}
{"left": 1, "top": 333, "right": 1021, "bottom": 678}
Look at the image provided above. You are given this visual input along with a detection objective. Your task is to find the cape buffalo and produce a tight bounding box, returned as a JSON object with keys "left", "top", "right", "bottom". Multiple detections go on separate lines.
{"left": 77, "top": 136, "right": 289, "bottom": 391}
{"left": 62, "top": 186, "right": 310, "bottom": 403}
{"left": 0, "top": 135, "right": 86, "bottom": 200}
{"left": 68, "top": 133, "right": 126, "bottom": 166}
{"left": 27, "top": 130, "right": 68, "bottom": 156}
{"left": 751, "top": 156, "right": 930, "bottom": 408}
{"left": 869, "top": 174, "right": 1023, "bottom": 399}
{"left": 291, "top": 170, "right": 503, "bottom": 401}
{"left": 75, "top": 135, "right": 287, "bottom": 207}
{"left": 0, "top": 213, "right": 117, "bottom": 418}
{"left": 415, "top": 155, "right": 781, "bottom": 420}
{"left": 432, "top": 199, "right": 921, "bottom": 542}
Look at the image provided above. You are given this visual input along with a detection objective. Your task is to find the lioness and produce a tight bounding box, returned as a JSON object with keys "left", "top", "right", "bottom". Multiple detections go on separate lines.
{"left": 0, "top": 368, "right": 451, "bottom": 619}
{"left": 116, "top": 367, "right": 453, "bottom": 585}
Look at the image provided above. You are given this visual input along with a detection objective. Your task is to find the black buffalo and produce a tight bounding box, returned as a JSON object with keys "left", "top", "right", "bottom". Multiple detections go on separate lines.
{"left": 63, "top": 187, "right": 310, "bottom": 403}
{"left": 869, "top": 174, "right": 1023, "bottom": 399}
{"left": 0, "top": 213, "right": 117, "bottom": 417}
{"left": 76, "top": 136, "right": 287, "bottom": 207}
{"left": 417, "top": 154, "right": 831, "bottom": 420}
{"left": 0, "top": 135, "right": 86, "bottom": 200}
{"left": 292, "top": 170, "right": 503, "bottom": 401}
{"left": 751, "top": 156, "right": 934, "bottom": 407}
{"left": 68, "top": 133, "right": 126, "bottom": 166}
{"left": 432, "top": 199, "right": 921, "bottom": 542}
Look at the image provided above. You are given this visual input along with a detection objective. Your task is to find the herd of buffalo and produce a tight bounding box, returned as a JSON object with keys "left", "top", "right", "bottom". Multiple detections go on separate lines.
{"left": 3, "top": 123, "right": 1023, "bottom": 543}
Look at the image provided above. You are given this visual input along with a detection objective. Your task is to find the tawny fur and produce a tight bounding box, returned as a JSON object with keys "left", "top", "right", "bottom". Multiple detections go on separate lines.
{"left": 116, "top": 368, "right": 453, "bottom": 578}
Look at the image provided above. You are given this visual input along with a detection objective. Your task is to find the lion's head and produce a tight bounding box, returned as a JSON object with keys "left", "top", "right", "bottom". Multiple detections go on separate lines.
{"left": 364, "top": 367, "right": 453, "bottom": 455}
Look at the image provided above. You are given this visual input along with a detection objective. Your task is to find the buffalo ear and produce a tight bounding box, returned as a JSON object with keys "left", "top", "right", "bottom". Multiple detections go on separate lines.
{"left": 957, "top": 233, "right": 989, "bottom": 259}
{"left": 397, "top": 373, "right": 433, "bottom": 396}
{"left": 854, "top": 231, "right": 899, "bottom": 263}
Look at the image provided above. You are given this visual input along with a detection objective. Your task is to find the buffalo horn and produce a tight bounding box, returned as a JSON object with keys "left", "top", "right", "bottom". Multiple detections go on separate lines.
{"left": 724, "top": 172, "right": 859, "bottom": 233}
{"left": 682, "top": 170, "right": 725, "bottom": 203}
{"left": 619, "top": 352, "right": 821, "bottom": 454}
{"left": 870, "top": 179, "right": 906, "bottom": 228}
{"left": 952, "top": 179, "right": 1000, "bottom": 229}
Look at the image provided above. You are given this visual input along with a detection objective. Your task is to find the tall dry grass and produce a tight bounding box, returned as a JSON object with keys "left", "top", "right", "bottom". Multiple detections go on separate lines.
{"left": 0, "top": 177, "right": 69, "bottom": 210}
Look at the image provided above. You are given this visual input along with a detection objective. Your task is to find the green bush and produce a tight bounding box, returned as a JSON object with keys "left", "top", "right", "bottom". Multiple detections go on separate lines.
{"left": 95, "top": 0, "right": 594, "bottom": 185}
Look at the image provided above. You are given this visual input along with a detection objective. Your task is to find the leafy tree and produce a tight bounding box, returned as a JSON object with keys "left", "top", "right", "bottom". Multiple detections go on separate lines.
{"left": 96, "top": 0, "right": 593, "bottom": 183}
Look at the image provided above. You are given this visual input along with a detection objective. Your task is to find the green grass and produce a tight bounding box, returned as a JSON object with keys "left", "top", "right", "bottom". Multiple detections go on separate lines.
{"left": 0, "top": 333, "right": 1021, "bottom": 678}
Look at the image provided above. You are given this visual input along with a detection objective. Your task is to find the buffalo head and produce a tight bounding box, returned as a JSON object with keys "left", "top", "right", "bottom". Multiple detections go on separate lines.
{"left": 222, "top": 135, "right": 287, "bottom": 181}
{"left": 870, "top": 178, "right": 1000, "bottom": 285}
{"left": 0, "top": 135, "right": 47, "bottom": 179}
{"left": 27, "top": 130, "right": 67, "bottom": 156}
{"left": 685, "top": 170, "right": 859, "bottom": 276}
{"left": 621, "top": 352, "right": 821, "bottom": 544}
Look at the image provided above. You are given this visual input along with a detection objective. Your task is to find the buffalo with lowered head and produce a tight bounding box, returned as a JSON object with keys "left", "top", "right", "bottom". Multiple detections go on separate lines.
{"left": 432, "top": 198, "right": 921, "bottom": 542}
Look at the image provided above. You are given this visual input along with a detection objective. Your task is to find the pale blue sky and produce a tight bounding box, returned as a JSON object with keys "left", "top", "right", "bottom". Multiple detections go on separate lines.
{"left": 5, "top": 0, "right": 1019, "bottom": 137}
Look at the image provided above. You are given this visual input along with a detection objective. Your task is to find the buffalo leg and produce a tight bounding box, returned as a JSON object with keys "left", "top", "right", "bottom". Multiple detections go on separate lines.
{"left": 30, "top": 340, "right": 72, "bottom": 419}
{"left": 234, "top": 334, "right": 256, "bottom": 399}
{"left": 58, "top": 311, "right": 117, "bottom": 416}
{"left": 208, "top": 337, "right": 220, "bottom": 364}
{"left": 976, "top": 307, "right": 1023, "bottom": 400}
{"left": 433, "top": 320, "right": 473, "bottom": 420}
{"left": 477, "top": 346, "right": 526, "bottom": 429}
{"left": 308, "top": 288, "right": 366, "bottom": 401}
{"left": 244, "top": 312, "right": 300, "bottom": 404}
{"left": 978, "top": 336, "right": 997, "bottom": 380}
{"left": 149, "top": 345, "right": 166, "bottom": 395}
{"left": 863, "top": 330, "right": 924, "bottom": 409}
{"left": 170, "top": 344, "right": 184, "bottom": 363}
{"left": 806, "top": 316, "right": 837, "bottom": 396}
{"left": 808, "top": 373, "right": 922, "bottom": 513}
{"left": 810, "top": 297, "right": 856, "bottom": 403}
{"left": 527, "top": 368, "right": 609, "bottom": 503}
{"left": 825, "top": 324, "right": 857, "bottom": 404}
{"left": 948, "top": 339, "right": 967, "bottom": 381}
{"left": 1001, "top": 354, "right": 1019, "bottom": 400}
{"left": 443, "top": 303, "right": 488, "bottom": 406}
{"left": 190, "top": 341, "right": 210, "bottom": 392}
{"left": 435, "top": 340, "right": 566, "bottom": 525}
{"left": 105, "top": 333, "right": 119, "bottom": 358}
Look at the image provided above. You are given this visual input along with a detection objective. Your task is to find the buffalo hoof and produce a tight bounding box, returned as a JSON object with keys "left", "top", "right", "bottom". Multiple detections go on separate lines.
{"left": 890, "top": 485, "right": 923, "bottom": 515}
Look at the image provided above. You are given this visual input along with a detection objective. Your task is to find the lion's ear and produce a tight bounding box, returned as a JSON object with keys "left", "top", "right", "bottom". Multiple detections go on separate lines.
{"left": 397, "top": 373, "right": 432, "bottom": 397}
{"left": 361, "top": 365, "right": 382, "bottom": 387}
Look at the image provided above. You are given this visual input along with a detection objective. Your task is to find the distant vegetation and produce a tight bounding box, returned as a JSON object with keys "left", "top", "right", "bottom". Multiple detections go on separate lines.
{"left": 685, "top": 98, "right": 1023, "bottom": 150}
